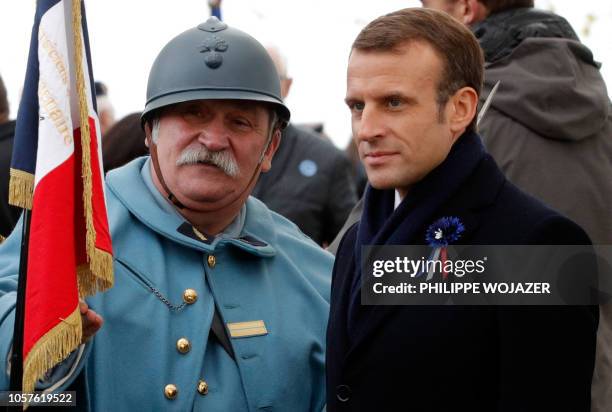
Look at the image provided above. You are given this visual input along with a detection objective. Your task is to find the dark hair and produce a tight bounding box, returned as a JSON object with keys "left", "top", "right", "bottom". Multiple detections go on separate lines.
{"left": 478, "top": 0, "right": 534, "bottom": 14}
{"left": 102, "top": 112, "right": 149, "bottom": 173}
{"left": 95, "top": 81, "right": 108, "bottom": 97}
{"left": 352, "top": 7, "right": 483, "bottom": 131}
{"left": 0, "top": 74, "right": 8, "bottom": 122}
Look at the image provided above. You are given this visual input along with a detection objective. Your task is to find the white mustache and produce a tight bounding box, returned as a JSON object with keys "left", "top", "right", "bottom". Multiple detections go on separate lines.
{"left": 176, "top": 146, "right": 239, "bottom": 177}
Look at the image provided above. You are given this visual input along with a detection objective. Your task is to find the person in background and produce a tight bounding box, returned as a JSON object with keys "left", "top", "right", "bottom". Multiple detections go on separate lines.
{"left": 0, "top": 74, "right": 20, "bottom": 241}
{"left": 251, "top": 46, "right": 357, "bottom": 247}
{"left": 95, "top": 81, "right": 116, "bottom": 136}
{"left": 102, "top": 112, "right": 149, "bottom": 173}
{"left": 344, "top": 139, "right": 367, "bottom": 199}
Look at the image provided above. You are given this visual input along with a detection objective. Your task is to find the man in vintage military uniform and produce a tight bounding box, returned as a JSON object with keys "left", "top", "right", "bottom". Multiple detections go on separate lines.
{"left": 0, "top": 18, "right": 331, "bottom": 411}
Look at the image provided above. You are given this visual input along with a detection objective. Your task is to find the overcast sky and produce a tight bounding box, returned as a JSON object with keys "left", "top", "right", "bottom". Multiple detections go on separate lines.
{"left": 1, "top": 0, "right": 610, "bottom": 149}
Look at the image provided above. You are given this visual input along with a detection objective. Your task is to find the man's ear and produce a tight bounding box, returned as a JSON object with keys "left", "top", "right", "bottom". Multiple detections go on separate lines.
{"left": 144, "top": 122, "right": 152, "bottom": 148}
{"left": 464, "top": 0, "right": 488, "bottom": 25}
{"left": 447, "top": 87, "right": 478, "bottom": 140}
{"left": 260, "top": 129, "right": 282, "bottom": 173}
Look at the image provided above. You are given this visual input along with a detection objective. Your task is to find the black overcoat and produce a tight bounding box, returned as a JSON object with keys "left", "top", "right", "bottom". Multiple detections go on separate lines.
{"left": 327, "top": 144, "right": 598, "bottom": 411}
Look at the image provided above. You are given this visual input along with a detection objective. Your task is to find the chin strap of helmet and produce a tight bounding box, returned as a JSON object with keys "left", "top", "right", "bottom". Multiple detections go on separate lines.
{"left": 148, "top": 136, "right": 186, "bottom": 209}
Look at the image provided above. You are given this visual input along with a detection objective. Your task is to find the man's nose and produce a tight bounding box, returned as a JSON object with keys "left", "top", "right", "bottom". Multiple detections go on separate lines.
{"left": 196, "top": 117, "right": 230, "bottom": 151}
{"left": 355, "top": 106, "right": 384, "bottom": 143}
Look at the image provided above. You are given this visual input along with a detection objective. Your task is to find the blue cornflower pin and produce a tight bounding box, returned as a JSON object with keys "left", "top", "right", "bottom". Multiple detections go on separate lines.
{"left": 423, "top": 217, "right": 465, "bottom": 280}
{"left": 425, "top": 216, "right": 465, "bottom": 247}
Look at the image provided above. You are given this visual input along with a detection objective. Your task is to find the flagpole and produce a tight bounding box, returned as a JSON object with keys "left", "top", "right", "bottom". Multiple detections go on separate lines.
{"left": 209, "top": 0, "right": 222, "bottom": 20}
{"left": 8, "top": 209, "right": 31, "bottom": 396}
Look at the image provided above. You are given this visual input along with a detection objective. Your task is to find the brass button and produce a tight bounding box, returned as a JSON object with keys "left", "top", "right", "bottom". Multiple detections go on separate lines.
{"left": 197, "top": 380, "right": 209, "bottom": 396}
{"left": 176, "top": 337, "right": 191, "bottom": 354}
{"left": 207, "top": 255, "right": 216, "bottom": 268}
{"left": 183, "top": 289, "right": 198, "bottom": 304}
{"left": 164, "top": 384, "right": 178, "bottom": 400}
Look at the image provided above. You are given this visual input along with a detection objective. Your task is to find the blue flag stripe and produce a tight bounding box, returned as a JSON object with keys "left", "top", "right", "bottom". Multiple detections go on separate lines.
{"left": 211, "top": 6, "right": 222, "bottom": 20}
{"left": 81, "top": 0, "right": 97, "bottom": 114}
{"left": 11, "top": 0, "right": 62, "bottom": 176}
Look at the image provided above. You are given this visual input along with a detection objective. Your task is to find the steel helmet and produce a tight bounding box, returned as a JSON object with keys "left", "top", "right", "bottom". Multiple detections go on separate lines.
{"left": 142, "top": 17, "right": 290, "bottom": 127}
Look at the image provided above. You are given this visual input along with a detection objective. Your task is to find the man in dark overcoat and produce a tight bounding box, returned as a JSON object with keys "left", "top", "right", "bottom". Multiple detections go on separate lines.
{"left": 327, "top": 8, "right": 598, "bottom": 411}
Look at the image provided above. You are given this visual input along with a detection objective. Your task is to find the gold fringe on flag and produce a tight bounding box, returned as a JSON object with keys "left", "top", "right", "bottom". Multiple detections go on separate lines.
{"left": 8, "top": 168, "right": 34, "bottom": 210}
{"left": 72, "top": 0, "right": 113, "bottom": 296}
{"left": 22, "top": 307, "right": 82, "bottom": 394}
{"left": 0, "top": 235, "right": 5, "bottom": 244}
{"left": 77, "top": 259, "right": 113, "bottom": 298}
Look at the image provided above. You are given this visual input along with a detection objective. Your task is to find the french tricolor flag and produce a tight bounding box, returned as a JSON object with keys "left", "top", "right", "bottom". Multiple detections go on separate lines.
{"left": 9, "top": 0, "right": 113, "bottom": 393}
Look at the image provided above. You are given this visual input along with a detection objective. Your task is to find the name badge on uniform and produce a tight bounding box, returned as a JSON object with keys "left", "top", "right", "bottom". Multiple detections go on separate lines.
{"left": 227, "top": 320, "right": 268, "bottom": 338}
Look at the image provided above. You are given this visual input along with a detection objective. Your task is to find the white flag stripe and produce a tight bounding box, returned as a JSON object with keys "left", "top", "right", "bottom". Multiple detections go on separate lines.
{"left": 35, "top": 1, "right": 74, "bottom": 187}
{"left": 34, "top": 0, "right": 103, "bottom": 192}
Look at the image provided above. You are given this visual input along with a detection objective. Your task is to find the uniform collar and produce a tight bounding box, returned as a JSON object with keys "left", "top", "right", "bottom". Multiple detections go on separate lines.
{"left": 106, "top": 157, "right": 276, "bottom": 257}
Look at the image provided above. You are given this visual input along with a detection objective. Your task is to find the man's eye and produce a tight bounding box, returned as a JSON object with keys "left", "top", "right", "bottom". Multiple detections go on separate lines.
{"left": 350, "top": 102, "right": 365, "bottom": 112}
{"left": 233, "top": 118, "right": 251, "bottom": 128}
{"left": 184, "top": 107, "right": 204, "bottom": 118}
{"left": 388, "top": 98, "right": 402, "bottom": 108}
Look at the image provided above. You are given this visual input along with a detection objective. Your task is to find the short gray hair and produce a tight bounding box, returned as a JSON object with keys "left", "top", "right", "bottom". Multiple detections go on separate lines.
{"left": 150, "top": 117, "right": 161, "bottom": 143}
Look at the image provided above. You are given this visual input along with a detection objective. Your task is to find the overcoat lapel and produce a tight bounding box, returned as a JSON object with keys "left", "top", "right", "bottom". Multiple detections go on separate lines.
{"left": 345, "top": 154, "right": 507, "bottom": 362}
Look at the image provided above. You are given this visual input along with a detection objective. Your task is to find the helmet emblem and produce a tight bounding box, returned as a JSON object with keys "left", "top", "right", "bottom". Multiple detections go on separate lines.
{"left": 199, "top": 36, "right": 229, "bottom": 69}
